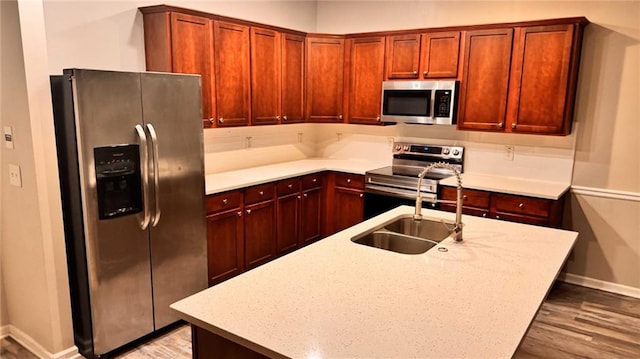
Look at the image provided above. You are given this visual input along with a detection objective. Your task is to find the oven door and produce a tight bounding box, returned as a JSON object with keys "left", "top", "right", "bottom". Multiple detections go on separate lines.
{"left": 363, "top": 186, "right": 437, "bottom": 220}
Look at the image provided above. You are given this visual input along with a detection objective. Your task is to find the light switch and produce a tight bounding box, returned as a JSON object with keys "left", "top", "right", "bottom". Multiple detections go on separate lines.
{"left": 4, "top": 126, "right": 14, "bottom": 149}
{"left": 9, "top": 164, "right": 22, "bottom": 187}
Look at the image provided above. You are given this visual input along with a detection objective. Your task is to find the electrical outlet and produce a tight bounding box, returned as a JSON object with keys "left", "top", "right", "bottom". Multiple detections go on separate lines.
{"left": 9, "top": 164, "right": 22, "bottom": 187}
{"left": 505, "top": 145, "right": 515, "bottom": 161}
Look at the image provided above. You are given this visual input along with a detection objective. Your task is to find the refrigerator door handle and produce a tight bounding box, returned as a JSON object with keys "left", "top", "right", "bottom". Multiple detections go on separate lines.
{"left": 135, "top": 124, "right": 151, "bottom": 230}
{"left": 146, "top": 123, "right": 161, "bottom": 227}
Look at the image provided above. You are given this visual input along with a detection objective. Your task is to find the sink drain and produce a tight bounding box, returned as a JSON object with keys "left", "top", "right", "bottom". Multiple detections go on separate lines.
{"left": 437, "top": 247, "right": 448, "bottom": 252}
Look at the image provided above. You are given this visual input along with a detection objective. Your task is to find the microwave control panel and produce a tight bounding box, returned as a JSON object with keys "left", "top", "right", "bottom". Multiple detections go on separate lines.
{"left": 434, "top": 90, "right": 452, "bottom": 118}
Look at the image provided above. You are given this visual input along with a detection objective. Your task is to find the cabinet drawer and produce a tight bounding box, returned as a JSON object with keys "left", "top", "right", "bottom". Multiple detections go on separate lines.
{"left": 244, "top": 183, "right": 275, "bottom": 205}
{"left": 441, "top": 186, "right": 490, "bottom": 209}
{"left": 206, "top": 190, "right": 242, "bottom": 214}
{"left": 277, "top": 178, "right": 301, "bottom": 196}
{"left": 302, "top": 174, "right": 323, "bottom": 190}
{"left": 334, "top": 173, "right": 364, "bottom": 189}
{"left": 492, "top": 194, "right": 550, "bottom": 218}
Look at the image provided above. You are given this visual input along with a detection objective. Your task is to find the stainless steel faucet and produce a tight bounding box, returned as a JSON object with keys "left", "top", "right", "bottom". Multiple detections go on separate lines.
{"left": 414, "top": 162, "right": 464, "bottom": 241}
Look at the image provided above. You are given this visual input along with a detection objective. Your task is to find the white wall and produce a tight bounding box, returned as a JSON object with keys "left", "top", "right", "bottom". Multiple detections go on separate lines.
{"left": 316, "top": 0, "right": 640, "bottom": 291}
{"left": 43, "top": 0, "right": 318, "bottom": 74}
{"left": 1, "top": 0, "right": 75, "bottom": 354}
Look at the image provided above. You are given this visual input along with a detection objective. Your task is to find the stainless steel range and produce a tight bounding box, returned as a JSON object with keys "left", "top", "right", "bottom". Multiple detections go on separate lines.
{"left": 363, "top": 142, "right": 464, "bottom": 219}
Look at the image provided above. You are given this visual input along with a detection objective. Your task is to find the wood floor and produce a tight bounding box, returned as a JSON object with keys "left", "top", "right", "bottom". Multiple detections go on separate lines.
{"left": 2, "top": 282, "right": 639, "bottom": 358}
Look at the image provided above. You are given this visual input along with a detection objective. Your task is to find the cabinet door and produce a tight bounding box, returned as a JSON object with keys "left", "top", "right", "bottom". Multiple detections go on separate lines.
{"left": 251, "top": 27, "right": 281, "bottom": 125}
{"left": 244, "top": 200, "right": 276, "bottom": 269}
{"left": 507, "top": 24, "right": 576, "bottom": 135}
{"left": 206, "top": 209, "right": 243, "bottom": 286}
{"left": 306, "top": 37, "right": 345, "bottom": 122}
{"left": 277, "top": 193, "right": 300, "bottom": 254}
{"left": 385, "top": 34, "right": 421, "bottom": 79}
{"left": 348, "top": 37, "right": 385, "bottom": 125}
{"left": 300, "top": 187, "right": 322, "bottom": 245}
{"left": 281, "top": 34, "right": 305, "bottom": 123}
{"left": 169, "top": 13, "right": 215, "bottom": 125}
{"left": 420, "top": 31, "right": 460, "bottom": 78}
{"left": 213, "top": 21, "right": 250, "bottom": 127}
{"left": 333, "top": 187, "right": 364, "bottom": 233}
{"left": 457, "top": 29, "right": 513, "bottom": 131}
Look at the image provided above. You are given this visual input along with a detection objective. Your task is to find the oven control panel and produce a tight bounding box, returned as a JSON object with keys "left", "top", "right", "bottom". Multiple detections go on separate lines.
{"left": 392, "top": 142, "right": 464, "bottom": 161}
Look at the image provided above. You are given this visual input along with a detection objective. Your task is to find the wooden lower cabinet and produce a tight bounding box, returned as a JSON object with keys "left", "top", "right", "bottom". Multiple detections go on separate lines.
{"left": 244, "top": 200, "right": 276, "bottom": 269}
{"left": 192, "top": 325, "right": 267, "bottom": 359}
{"left": 206, "top": 195, "right": 244, "bottom": 286}
{"left": 276, "top": 178, "right": 301, "bottom": 254}
{"left": 326, "top": 172, "right": 365, "bottom": 234}
{"left": 439, "top": 186, "right": 564, "bottom": 227}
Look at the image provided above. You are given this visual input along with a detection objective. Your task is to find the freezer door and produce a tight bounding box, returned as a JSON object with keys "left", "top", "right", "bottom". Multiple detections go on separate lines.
{"left": 141, "top": 72, "right": 207, "bottom": 329}
{"left": 70, "top": 69, "right": 154, "bottom": 355}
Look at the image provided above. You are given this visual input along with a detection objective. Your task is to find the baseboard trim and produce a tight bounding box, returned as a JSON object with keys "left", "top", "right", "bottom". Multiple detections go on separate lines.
{"left": 0, "top": 325, "right": 9, "bottom": 339}
{"left": 571, "top": 185, "right": 640, "bottom": 202}
{"left": 558, "top": 272, "right": 640, "bottom": 299}
{"left": 6, "top": 325, "right": 81, "bottom": 359}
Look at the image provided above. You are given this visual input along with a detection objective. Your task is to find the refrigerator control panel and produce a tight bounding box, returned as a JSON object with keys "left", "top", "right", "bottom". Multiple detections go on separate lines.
{"left": 94, "top": 145, "right": 142, "bottom": 219}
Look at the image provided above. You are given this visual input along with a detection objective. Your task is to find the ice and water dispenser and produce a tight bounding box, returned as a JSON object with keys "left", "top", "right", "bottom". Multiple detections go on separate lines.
{"left": 94, "top": 145, "right": 143, "bottom": 219}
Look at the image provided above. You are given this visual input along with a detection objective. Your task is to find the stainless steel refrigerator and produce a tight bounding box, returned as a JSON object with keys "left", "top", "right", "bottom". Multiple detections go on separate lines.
{"left": 50, "top": 69, "right": 207, "bottom": 358}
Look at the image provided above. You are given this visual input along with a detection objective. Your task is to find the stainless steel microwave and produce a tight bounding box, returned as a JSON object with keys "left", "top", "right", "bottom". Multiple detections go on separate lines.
{"left": 381, "top": 80, "right": 458, "bottom": 125}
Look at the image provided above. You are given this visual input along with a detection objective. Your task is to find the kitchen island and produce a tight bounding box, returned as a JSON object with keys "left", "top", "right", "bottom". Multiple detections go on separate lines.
{"left": 171, "top": 206, "right": 577, "bottom": 358}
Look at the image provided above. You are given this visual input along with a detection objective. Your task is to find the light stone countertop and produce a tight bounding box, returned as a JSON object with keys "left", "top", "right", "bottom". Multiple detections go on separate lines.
{"left": 205, "top": 158, "right": 570, "bottom": 200}
{"left": 205, "top": 158, "right": 388, "bottom": 195}
{"left": 171, "top": 206, "right": 578, "bottom": 359}
{"left": 440, "top": 173, "right": 570, "bottom": 200}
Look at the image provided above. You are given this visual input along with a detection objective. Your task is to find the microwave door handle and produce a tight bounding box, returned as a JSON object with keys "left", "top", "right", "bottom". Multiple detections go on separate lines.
{"left": 430, "top": 90, "right": 436, "bottom": 120}
{"left": 135, "top": 124, "right": 151, "bottom": 230}
{"left": 146, "top": 123, "right": 161, "bottom": 227}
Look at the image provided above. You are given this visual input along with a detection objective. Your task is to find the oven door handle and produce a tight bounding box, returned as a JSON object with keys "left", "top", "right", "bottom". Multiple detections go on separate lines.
{"left": 365, "top": 185, "right": 437, "bottom": 202}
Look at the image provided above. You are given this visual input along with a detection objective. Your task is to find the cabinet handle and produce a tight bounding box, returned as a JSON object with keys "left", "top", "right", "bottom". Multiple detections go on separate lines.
{"left": 412, "top": 71, "right": 418, "bottom": 76}
{"left": 208, "top": 118, "right": 215, "bottom": 125}
{"left": 259, "top": 191, "right": 264, "bottom": 196}
{"left": 246, "top": 209, "right": 251, "bottom": 215}
{"left": 498, "top": 122, "right": 504, "bottom": 128}
{"left": 283, "top": 115, "right": 288, "bottom": 121}
{"left": 496, "top": 215, "right": 501, "bottom": 220}
{"left": 518, "top": 203, "right": 525, "bottom": 209}
{"left": 218, "top": 118, "right": 224, "bottom": 124}
{"left": 347, "top": 178, "right": 351, "bottom": 183}
{"left": 462, "top": 195, "right": 468, "bottom": 200}
{"left": 303, "top": 193, "right": 308, "bottom": 198}
{"left": 482, "top": 213, "right": 487, "bottom": 218}
{"left": 237, "top": 211, "right": 242, "bottom": 217}
{"left": 222, "top": 198, "right": 228, "bottom": 205}
{"left": 288, "top": 184, "right": 293, "bottom": 189}
{"left": 512, "top": 123, "right": 517, "bottom": 129}
{"left": 359, "top": 193, "right": 363, "bottom": 198}
{"left": 297, "top": 195, "right": 301, "bottom": 200}
{"left": 376, "top": 116, "right": 381, "bottom": 122}
{"left": 423, "top": 71, "right": 428, "bottom": 76}
{"left": 312, "top": 178, "right": 317, "bottom": 183}
{"left": 338, "top": 115, "right": 343, "bottom": 120}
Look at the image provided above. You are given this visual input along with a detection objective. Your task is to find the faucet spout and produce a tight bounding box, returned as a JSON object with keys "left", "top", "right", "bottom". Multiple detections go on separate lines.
{"left": 414, "top": 162, "right": 464, "bottom": 241}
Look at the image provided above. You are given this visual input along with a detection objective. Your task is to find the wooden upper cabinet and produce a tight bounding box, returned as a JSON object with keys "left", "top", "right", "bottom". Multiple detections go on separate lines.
{"left": 281, "top": 34, "right": 306, "bottom": 123}
{"left": 457, "top": 28, "right": 514, "bottom": 131}
{"left": 306, "top": 36, "right": 345, "bottom": 122}
{"left": 347, "top": 36, "right": 385, "bottom": 125}
{"left": 385, "top": 34, "right": 421, "bottom": 79}
{"left": 142, "top": 12, "right": 215, "bottom": 126}
{"left": 250, "top": 27, "right": 281, "bottom": 125}
{"left": 213, "top": 21, "right": 250, "bottom": 127}
{"left": 385, "top": 34, "right": 420, "bottom": 80}
{"left": 420, "top": 31, "right": 460, "bottom": 78}
{"left": 506, "top": 24, "right": 578, "bottom": 135}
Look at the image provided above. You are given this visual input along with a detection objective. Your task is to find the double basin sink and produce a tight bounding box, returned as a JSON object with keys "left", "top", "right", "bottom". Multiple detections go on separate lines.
{"left": 351, "top": 215, "right": 454, "bottom": 255}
